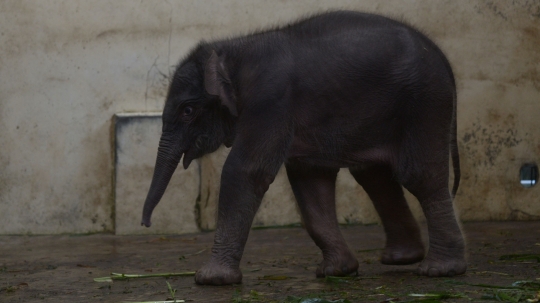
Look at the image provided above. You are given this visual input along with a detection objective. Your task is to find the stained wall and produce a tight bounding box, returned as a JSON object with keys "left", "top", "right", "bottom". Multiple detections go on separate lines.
{"left": 0, "top": 0, "right": 538, "bottom": 234}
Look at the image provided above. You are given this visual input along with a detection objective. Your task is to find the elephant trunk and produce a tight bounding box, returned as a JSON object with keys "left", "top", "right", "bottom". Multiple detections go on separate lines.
{"left": 141, "top": 135, "right": 181, "bottom": 227}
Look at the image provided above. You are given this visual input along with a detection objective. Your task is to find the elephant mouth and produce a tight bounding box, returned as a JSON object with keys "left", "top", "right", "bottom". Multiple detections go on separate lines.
{"left": 182, "top": 148, "right": 196, "bottom": 169}
{"left": 182, "top": 136, "right": 210, "bottom": 169}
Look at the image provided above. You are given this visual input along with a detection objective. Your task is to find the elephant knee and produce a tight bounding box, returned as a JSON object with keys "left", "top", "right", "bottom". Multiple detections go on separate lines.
{"left": 251, "top": 172, "right": 276, "bottom": 198}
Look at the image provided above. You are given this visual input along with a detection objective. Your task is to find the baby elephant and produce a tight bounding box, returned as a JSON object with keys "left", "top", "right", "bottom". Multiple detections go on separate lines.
{"left": 141, "top": 11, "right": 465, "bottom": 285}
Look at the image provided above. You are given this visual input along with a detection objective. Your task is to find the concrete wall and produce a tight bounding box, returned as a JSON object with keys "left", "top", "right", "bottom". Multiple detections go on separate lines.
{"left": 0, "top": 0, "right": 538, "bottom": 235}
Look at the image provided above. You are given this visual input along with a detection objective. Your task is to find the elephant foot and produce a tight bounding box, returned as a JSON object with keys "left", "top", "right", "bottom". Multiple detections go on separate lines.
{"left": 194, "top": 261, "right": 242, "bottom": 285}
{"left": 381, "top": 241, "right": 425, "bottom": 265}
{"left": 316, "top": 249, "right": 359, "bottom": 277}
{"left": 416, "top": 246, "right": 466, "bottom": 277}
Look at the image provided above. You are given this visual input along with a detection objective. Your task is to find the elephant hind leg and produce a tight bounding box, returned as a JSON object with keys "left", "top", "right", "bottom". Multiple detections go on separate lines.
{"left": 349, "top": 164, "right": 425, "bottom": 265}
{"left": 401, "top": 161, "right": 466, "bottom": 277}
{"left": 286, "top": 161, "right": 358, "bottom": 277}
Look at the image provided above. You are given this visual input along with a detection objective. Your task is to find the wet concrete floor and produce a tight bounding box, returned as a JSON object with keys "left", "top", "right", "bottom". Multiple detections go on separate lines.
{"left": 1, "top": 221, "right": 539, "bottom": 302}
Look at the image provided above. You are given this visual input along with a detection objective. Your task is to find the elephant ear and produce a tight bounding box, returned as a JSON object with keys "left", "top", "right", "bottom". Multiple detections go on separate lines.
{"left": 204, "top": 50, "right": 238, "bottom": 116}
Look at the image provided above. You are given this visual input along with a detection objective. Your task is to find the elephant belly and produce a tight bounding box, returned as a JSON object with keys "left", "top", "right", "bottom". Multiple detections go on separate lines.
{"left": 287, "top": 136, "right": 392, "bottom": 168}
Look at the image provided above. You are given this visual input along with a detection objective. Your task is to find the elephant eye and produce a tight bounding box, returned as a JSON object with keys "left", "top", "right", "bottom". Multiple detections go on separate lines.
{"left": 183, "top": 106, "right": 194, "bottom": 116}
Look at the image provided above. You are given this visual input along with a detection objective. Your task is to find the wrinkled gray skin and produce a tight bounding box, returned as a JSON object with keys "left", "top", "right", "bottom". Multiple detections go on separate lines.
{"left": 141, "top": 11, "right": 465, "bottom": 285}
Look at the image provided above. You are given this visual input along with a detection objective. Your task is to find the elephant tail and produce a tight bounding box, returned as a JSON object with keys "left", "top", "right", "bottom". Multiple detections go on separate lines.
{"left": 450, "top": 89, "right": 460, "bottom": 199}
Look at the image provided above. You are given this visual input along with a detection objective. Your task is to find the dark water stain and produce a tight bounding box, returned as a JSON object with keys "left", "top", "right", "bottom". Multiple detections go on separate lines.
{"left": 522, "top": 26, "right": 540, "bottom": 39}
{"left": 485, "top": 0, "right": 508, "bottom": 21}
{"left": 461, "top": 112, "right": 522, "bottom": 168}
{"left": 479, "top": 0, "right": 540, "bottom": 20}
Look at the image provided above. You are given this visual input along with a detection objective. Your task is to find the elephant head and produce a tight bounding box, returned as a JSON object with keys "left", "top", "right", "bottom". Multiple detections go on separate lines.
{"left": 141, "top": 49, "right": 237, "bottom": 227}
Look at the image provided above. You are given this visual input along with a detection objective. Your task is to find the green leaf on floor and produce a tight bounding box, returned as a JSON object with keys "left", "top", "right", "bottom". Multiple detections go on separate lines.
{"left": 499, "top": 254, "right": 540, "bottom": 262}
{"left": 481, "top": 289, "right": 537, "bottom": 302}
{"left": 285, "top": 296, "right": 351, "bottom": 303}
{"left": 257, "top": 275, "right": 296, "bottom": 280}
{"left": 93, "top": 271, "right": 195, "bottom": 282}
{"left": 446, "top": 279, "right": 540, "bottom": 291}
{"left": 408, "top": 292, "right": 466, "bottom": 300}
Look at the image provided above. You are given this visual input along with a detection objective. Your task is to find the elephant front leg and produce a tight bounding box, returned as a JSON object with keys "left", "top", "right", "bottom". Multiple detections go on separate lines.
{"left": 194, "top": 125, "right": 290, "bottom": 285}
{"left": 194, "top": 161, "right": 276, "bottom": 285}
{"left": 286, "top": 161, "right": 359, "bottom": 277}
